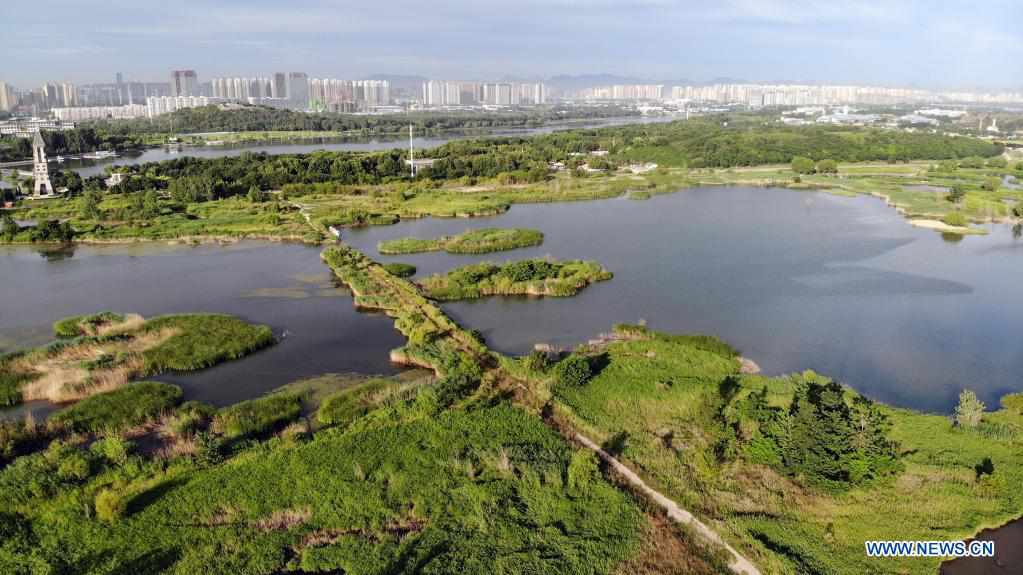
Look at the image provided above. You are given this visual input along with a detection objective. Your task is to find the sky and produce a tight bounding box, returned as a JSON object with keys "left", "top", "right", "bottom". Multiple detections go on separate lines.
{"left": 2, "top": 0, "right": 1021, "bottom": 91}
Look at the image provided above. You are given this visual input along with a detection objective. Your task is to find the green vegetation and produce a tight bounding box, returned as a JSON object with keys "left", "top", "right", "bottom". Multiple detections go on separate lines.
{"left": 545, "top": 324, "right": 1023, "bottom": 574}
{"left": 0, "top": 313, "right": 272, "bottom": 405}
{"left": 213, "top": 392, "right": 303, "bottom": 439}
{"left": 943, "top": 211, "right": 968, "bottom": 227}
{"left": 382, "top": 261, "right": 417, "bottom": 277}
{"left": 140, "top": 314, "right": 274, "bottom": 374}
{"left": 51, "top": 382, "right": 183, "bottom": 433}
{"left": 317, "top": 378, "right": 400, "bottom": 427}
{"left": 87, "top": 104, "right": 641, "bottom": 138}
{"left": 378, "top": 228, "right": 544, "bottom": 255}
{"left": 419, "top": 258, "right": 612, "bottom": 300}
{"left": 53, "top": 312, "right": 126, "bottom": 338}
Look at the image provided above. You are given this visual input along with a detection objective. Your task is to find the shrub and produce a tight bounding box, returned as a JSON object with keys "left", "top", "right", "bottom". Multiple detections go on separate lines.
{"left": 1001, "top": 393, "right": 1023, "bottom": 415}
{"left": 555, "top": 355, "right": 593, "bottom": 387}
{"left": 791, "top": 156, "right": 816, "bottom": 174}
{"left": 95, "top": 489, "right": 126, "bottom": 523}
{"left": 974, "top": 457, "right": 995, "bottom": 480}
{"left": 816, "top": 159, "right": 838, "bottom": 174}
{"left": 942, "top": 211, "right": 967, "bottom": 227}
{"left": 953, "top": 389, "right": 985, "bottom": 428}
{"left": 51, "top": 382, "right": 183, "bottom": 433}
{"left": 214, "top": 393, "right": 302, "bottom": 439}
{"left": 947, "top": 184, "right": 966, "bottom": 204}
{"left": 91, "top": 436, "right": 131, "bottom": 466}
{"left": 526, "top": 350, "right": 551, "bottom": 372}
{"left": 383, "top": 262, "right": 416, "bottom": 278}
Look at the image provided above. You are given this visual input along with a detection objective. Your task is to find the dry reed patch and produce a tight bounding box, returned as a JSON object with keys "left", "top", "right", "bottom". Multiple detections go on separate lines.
{"left": 16, "top": 328, "right": 179, "bottom": 403}
{"left": 254, "top": 507, "right": 313, "bottom": 532}
{"left": 612, "top": 513, "right": 728, "bottom": 575}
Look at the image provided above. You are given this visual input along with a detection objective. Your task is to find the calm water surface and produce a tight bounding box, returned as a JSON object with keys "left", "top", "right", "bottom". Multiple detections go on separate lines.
{"left": 345, "top": 187, "right": 1023, "bottom": 414}
{"left": 3, "top": 186, "right": 1023, "bottom": 417}
{"left": 0, "top": 242, "right": 404, "bottom": 418}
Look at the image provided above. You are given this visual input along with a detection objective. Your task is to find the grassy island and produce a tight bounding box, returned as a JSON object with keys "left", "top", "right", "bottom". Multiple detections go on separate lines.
{"left": 0, "top": 312, "right": 273, "bottom": 406}
{"left": 418, "top": 258, "right": 612, "bottom": 300}
{"left": 378, "top": 227, "right": 544, "bottom": 255}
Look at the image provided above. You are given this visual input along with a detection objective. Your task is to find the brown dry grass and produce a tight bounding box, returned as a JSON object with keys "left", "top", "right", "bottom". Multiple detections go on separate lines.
{"left": 16, "top": 328, "right": 178, "bottom": 403}
{"left": 254, "top": 507, "right": 313, "bottom": 532}
{"left": 613, "top": 513, "right": 731, "bottom": 575}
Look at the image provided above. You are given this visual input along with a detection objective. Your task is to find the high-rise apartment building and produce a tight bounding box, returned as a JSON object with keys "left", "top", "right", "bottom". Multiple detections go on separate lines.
{"left": 288, "top": 73, "right": 309, "bottom": 110}
{"left": 0, "top": 82, "right": 11, "bottom": 111}
{"left": 170, "top": 70, "right": 199, "bottom": 97}
{"left": 272, "top": 73, "right": 287, "bottom": 99}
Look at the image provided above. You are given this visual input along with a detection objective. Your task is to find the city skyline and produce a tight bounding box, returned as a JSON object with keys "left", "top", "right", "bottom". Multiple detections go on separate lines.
{"left": 2, "top": 0, "right": 1021, "bottom": 92}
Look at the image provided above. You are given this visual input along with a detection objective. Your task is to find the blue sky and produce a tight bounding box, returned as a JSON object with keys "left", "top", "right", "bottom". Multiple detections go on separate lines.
{"left": 2, "top": 0, "right": 1021, "bottom": 90}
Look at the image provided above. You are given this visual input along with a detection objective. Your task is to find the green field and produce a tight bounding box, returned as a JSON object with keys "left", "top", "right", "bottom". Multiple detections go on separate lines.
{"left": 418, "top": 258, "right": 613, "bottom": 300}
{"left": 378, "top": 228, "right": 544, "bottom": 255}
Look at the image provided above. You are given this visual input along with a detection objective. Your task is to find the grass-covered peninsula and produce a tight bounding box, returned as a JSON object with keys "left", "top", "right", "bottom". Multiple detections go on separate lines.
{"left": 418, "top": 258, "right": 612, "bottom": 300}
{"left": 378, "top": 227, "right": 544, "bottom": 255}
{"left": 0, "top": 312, "right": 273, "bottom": 407}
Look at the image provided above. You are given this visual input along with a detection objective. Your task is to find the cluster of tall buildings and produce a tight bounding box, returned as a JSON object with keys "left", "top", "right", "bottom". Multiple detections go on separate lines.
{"left": 421, "top": 81, "right": 546, "bottom": 107}
{"left": 573, "top": 82, "right": 1023, "bottom": 106}
{"left": 309, "top": 79, "right": 390, "bottom": 112}
{"left": 210, "top": 72, "right": 311, "bottom": 110}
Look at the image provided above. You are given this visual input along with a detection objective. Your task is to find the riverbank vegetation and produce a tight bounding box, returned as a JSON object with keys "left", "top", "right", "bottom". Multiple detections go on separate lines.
{"left": 0, "top": 313, "right": 272, "bottom": 406}
{"left": 4, "top": 116, "right": 1013, "bottom": 245}
{"left": 541, "top": 324, "right": 1023, "bottom": 574}
{"left": 418, "top": 258, "right": 612, "bottom": 300}
{"left": 85, "top": 104, "right": 642, "bottom": 139}
{"left": 378, "top": 227, "right": 544, "bottom": 254}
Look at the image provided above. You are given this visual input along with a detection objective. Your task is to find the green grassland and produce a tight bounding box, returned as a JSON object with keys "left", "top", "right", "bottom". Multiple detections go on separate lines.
{"left": 418, "top": 258, "right": 613, "bottom": 301}
{"left": 538, "top": 325, "right": 1023, "bottom": 574}
{"left": 378, "top": 228, "right": 544, "bottom": 255}
{"left": 0, "top": 388, "right": 652, "bottom": 575}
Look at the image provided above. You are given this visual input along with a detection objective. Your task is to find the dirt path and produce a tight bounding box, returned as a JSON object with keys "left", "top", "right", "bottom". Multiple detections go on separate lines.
{"left": 574, "top": 433, "right": 762, "bottom": 575}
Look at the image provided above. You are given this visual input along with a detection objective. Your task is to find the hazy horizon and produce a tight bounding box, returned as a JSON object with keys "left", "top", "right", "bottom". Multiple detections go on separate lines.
{"left": 2, "top": 0, "right": 1021, "bottom": 92}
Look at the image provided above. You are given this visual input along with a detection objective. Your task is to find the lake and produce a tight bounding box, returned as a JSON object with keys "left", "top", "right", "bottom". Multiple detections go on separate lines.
{"left": 3, "top": 186, "right": 1023, "bottom": 418}
{"left": 344, "top": 187, "right": 1023, "bottom": 414}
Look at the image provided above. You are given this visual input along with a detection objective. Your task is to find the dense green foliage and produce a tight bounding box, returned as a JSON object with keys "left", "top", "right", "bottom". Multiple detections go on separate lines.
{"left": 213, "top": 393, "right": 303, "bottom": 439}
{"left": 87, "top": 104, "right": 640, "bottom": 136}
{"left": 720, "top": 374, "right": 903, "bottom": 487}
{"left": 419, "top": 258, "right": 612, "bottom": 300}
{"left": 141, "top": 314, "right": 274, "bottom": 374}
{"left": 379, "top": 228, "right": 544, "bottom": 255}
{"left": 0, "top": 127, "right": 143, "bottom": 162}
{"left": 51, "top": 382, "right": 183, "bottom": 433}
{"left": 555, "top": 355, "right": 594, "bottom": 387}
{"left": 382, "top": 262, "right": 417, "bottom": 277}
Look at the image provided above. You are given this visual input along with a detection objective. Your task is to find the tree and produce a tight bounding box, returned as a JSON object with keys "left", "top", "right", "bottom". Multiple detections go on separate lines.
{"left": 247, "top": 186, "right": 266, "bottom": 203}
{"left": 986, "top": 156, "right": 1008, "bottom": 169}
{"left": 947, "top": 184, "right": 966, "bottom": 204}
{"left": 952, "top": 389, "right": 984, "bottom": 428}
{"left": 791, "top": 156, "right": 816, "bottom": 175}
{"left": 555, "top": 355, "right": 593, "bottom": 387}
{"left": 980, "top": 177, "right": 1001, "bottom": 192}
{"left": 79, "top": 190, "right": 102, "bottom": 220}
{"left": 142, "top": 191, "right": 160, "bottom": 218}
{"left": 816, "top": 159, "right": 838, "bottom": 174}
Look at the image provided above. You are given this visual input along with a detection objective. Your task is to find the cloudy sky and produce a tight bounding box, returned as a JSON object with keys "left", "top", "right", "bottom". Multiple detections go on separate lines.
{"left": 2, "top": 0, "right": 1021, "bottom": 90}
